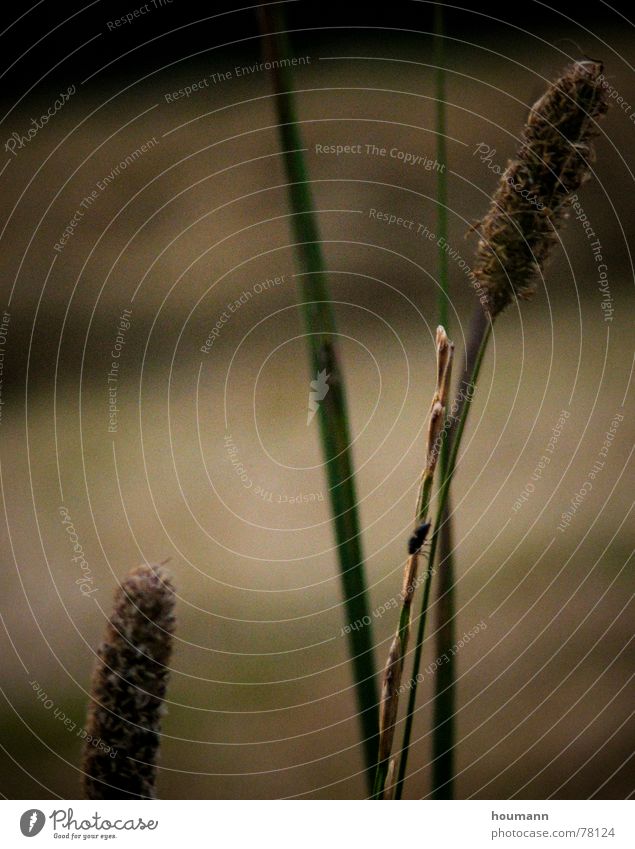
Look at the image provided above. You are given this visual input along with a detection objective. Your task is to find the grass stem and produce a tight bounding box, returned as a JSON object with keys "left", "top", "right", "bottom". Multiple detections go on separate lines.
{"left": 431, "top": 3, "right": 456, "bottom": 799}
{"left": 258, "top": 7, "right": 379, "bottom": 788}
{"left": 374, "top": 328, "right": 454, "bottom": 799}
{"left": 395, "top": 317, "right": 491, "bottom": 798}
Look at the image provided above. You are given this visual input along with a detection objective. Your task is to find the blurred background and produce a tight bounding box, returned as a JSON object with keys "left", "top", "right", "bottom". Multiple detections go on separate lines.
{"left": 0, "top": 1, "right": 633, "bottom": 799}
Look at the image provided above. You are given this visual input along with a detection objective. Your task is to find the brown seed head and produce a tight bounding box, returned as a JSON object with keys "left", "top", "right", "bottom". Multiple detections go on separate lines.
{"left": 474, "top": 60, "right": 609, "bottom": 316}
{"left": 82, "top": 563, "right": 176, "bottom": 799}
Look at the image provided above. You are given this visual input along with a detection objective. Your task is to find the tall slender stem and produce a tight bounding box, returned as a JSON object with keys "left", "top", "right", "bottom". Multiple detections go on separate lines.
{"left": 434, "top": 6, "right": 450, "bottom": 333}
{"left": 433, "top": 502, "right": 455, "bottom": 796}
{"left": 258, "top": 8, "right": 379, "bottom": 788}
{"left": 373, "top": 330, "right": 453, "bottom": 799}
{"left": 431, "top": 3, "right": 457, "bottom": 799}
{"left": 395, "top": 315, "right": 491, "bottom": 798}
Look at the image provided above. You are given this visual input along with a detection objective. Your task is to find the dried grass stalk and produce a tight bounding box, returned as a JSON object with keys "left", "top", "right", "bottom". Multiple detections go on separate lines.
{"left": 374, "top": 327, "right": 454, "bottom": 797}
{"left": 378, "top": 635, "right": 404, "bottom": 766}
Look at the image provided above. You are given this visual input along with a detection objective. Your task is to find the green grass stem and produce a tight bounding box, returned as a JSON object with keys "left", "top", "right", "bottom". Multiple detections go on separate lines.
{"left": 431, "top": 3, "right": 456, "bottom": 800}
{"left": 258, "top": 8, "right": 379, "bottom": 789}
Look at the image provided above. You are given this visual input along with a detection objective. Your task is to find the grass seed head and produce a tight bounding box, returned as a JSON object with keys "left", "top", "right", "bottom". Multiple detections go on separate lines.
{"left": 82, "top": 563, "right": 176, "bottom": 799}
{"left": 473, "top": 60, "right": 609, "bottom": 316}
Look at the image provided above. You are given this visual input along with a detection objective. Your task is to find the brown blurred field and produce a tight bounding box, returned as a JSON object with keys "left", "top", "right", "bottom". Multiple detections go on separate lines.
{"left": 0, "top": 25, "right": 633, "bottom": 799}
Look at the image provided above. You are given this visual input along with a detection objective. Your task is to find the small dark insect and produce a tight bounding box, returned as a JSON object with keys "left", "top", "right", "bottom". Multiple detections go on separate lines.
{"left": 407, "top": 522, "right": 431, "bottom": 555}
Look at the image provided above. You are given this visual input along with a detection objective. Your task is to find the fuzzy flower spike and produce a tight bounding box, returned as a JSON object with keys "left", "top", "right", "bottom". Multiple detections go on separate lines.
{"left": 82, "top": 563, "right": 176, "bottom": 799}
{"left": 474, "top": 60, "right": 609, "bottom": 316}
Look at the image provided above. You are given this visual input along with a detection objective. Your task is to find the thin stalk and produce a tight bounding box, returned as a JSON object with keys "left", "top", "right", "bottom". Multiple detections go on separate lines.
{"left": 258, "top": 8, "right": 379, "bottom": 786}
{"left": 434, "top": 5, "right": 450, "bottom": 332}
{"left": 395, "top": 317, "right": 492, "bottom": 798}
{"left": 431, "top": 310, "right": 488, "bottom": 799}
{"left": 432, "top": 4, "right": 456, "bottom": 799}
{"left": 374, "top": 329, "right": 454, "bottom": 799}
{"left": 433, "top": 504, "right": 455, "bottom": 797}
